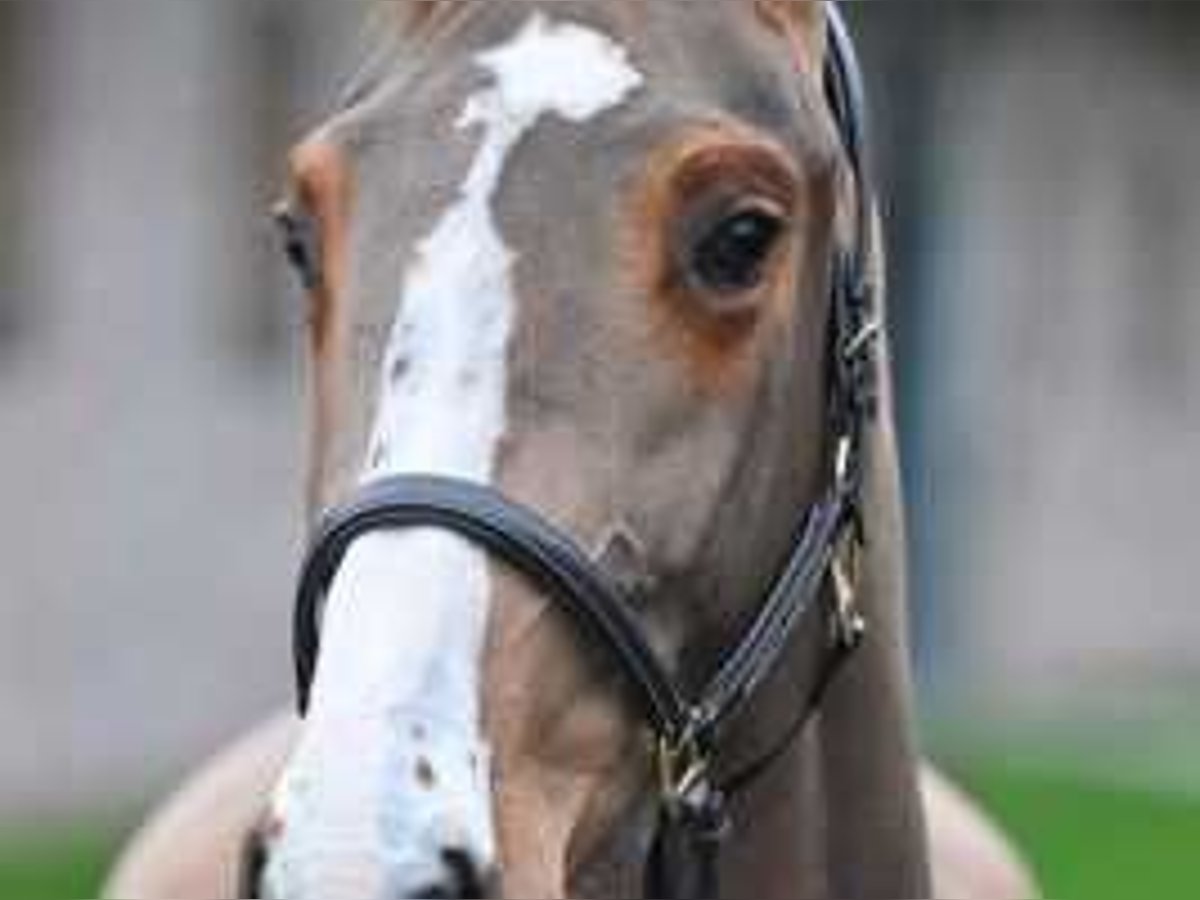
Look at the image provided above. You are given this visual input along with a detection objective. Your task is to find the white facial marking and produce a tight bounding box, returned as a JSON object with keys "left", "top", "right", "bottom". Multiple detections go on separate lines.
{"left": 266, "top": 14, "right": 642, "bottom": 899}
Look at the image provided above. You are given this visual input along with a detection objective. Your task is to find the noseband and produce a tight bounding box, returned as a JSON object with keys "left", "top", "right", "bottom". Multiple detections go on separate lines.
{"left": 290, "top": 5, "right": 876, "bottom": 898}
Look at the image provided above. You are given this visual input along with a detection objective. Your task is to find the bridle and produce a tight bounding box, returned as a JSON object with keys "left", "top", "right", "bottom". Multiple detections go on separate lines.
{"left": 288, "top": 4, "right": 877, "bottom": 898}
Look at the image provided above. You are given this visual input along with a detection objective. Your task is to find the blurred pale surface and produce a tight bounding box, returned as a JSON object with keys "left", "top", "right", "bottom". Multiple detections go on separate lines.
{"left": 0, "top": 2, "right": 355, "bottom": 819}
{"left": 908, "top": 7, "right": 1200, "bottom": 723}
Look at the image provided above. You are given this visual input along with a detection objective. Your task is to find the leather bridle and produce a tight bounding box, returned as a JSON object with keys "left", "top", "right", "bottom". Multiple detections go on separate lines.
{"left": 289, "top": 4, "right": 877, "bottom": 898}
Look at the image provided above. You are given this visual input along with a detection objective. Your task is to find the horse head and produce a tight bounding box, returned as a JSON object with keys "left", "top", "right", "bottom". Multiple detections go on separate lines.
{"left": 258, "top": 3, "right": 928, "bottom": 897}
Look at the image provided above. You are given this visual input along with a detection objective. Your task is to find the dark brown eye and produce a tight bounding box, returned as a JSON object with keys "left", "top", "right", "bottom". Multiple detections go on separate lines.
{"left": 690, "top": 207, "right": 786, "bottom": 294}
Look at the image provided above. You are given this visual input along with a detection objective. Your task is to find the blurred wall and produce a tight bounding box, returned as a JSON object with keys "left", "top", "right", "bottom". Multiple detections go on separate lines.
{"left": 0, "top": 2, "right": 1197, "bottom": 821}
{"left": 871, "top": 5, "right": 1200, "bottom": 727}
{"left": 0, "top": 2, "right": 365, "bottom": 820}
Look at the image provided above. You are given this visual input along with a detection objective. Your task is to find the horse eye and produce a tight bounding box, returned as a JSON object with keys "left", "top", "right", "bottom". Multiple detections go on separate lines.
{"left": 274, "top": 204, "right": 324, "bottom": 293}
{"left": 690, "top": 207, "right": 785, "bottom": 294}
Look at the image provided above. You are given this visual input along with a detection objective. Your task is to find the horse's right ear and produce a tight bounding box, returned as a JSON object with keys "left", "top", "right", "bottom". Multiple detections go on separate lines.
{"left": 280, "top": 136, "right": 352, "bottom": 345}
{"left": 281, "top": 135, "right": 355, "bottom": 517}
{"left": 755, "top": 0, "right": 828, "bottom": 85}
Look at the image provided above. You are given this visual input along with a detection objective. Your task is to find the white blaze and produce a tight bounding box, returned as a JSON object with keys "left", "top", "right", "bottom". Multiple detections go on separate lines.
{"left": 266, "top": 14, "right": 642, "bottom": 899}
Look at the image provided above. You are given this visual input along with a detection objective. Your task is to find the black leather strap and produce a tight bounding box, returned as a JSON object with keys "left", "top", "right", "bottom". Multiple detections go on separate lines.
{"left": 825, "top": 0, "right": 872, "bottom": 284}
{"left": 294, "top": 475, "right": 691, "bottom": 743}
{"left": 293, "top": 473, "right": 859, "bottom": 756}
{"left": 690, "top": 489, "right": 849, "bottom": 739}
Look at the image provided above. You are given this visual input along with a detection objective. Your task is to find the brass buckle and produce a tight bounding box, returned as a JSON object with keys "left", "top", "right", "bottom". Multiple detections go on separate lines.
{"left": 830, "top": 525, "right": 868, "bottom": 652}
{"left": 834, "top": 435, "right": 853, "bottom": 488}
{"left": 843, "top": 316, "right": 882, "bottom": 362}
{"left": 656, "top": 729, "right": 711, "bottom": 810}
{"left": 655, "top": 728, "right": 730, "bottom": 845}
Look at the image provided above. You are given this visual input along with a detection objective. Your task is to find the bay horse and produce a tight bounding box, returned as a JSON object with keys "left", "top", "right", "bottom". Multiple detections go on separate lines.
{"left": 108, "top": 2, "right": 1035, "bottom": 897}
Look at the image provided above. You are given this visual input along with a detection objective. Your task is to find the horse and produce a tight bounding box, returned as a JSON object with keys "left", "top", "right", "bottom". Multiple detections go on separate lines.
{"left": 107, "top": 2, "right": 1035, "bottom": 897}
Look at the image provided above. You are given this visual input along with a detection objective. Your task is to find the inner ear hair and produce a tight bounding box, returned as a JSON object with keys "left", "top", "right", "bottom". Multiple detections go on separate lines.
{"left": 755, "top": 0, "right": 829, "bottom": 84}
{"left": 390, "top": 0, "right": 470, "bottom": 40}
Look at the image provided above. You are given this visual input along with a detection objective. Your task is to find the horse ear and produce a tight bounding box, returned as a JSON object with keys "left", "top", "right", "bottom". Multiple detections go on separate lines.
{"left": 390, "top": 0, "right": 463, "bottom": 38}
{"left": 285, "top": 135, "right": 351, "bottom": 317}
{"left": 755, "top": 0, "right": 828, "bottom": 84}
{"left": 284, "top": 133, "right": 354, "bottom": 515}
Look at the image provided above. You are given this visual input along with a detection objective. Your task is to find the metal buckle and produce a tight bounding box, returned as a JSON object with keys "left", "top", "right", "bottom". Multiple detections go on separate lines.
{"left": 655, "top": 728, "right": 731, "bottom": 849}
{"left": 843, "top": 315, "right": 881, "bottom": 362}
{"left": 656, "top": 729, "right": 710, "bottom": 809}
{"left": 832, "top": 435, "right": 867, "bottom": 652}
{"left": 830, "top": 524, "right": 868, "bottom": 652}
{"left": 840, "top": 312, "right": 882, "bottom": 424}
{"left": 834, "top": 435, "right": 853, "bottom": 488}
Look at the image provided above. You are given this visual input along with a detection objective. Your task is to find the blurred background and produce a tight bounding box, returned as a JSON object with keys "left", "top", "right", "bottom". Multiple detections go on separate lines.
{"left": 0, "top": 3, "right": 1196, "bottom": 897}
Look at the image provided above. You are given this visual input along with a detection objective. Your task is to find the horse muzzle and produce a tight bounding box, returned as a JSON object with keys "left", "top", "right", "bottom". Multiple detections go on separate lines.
{"left": 257, "top": 709, "right": 499, "bottom": 900}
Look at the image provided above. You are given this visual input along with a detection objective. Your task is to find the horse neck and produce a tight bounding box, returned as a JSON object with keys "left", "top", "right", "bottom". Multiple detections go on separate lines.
{"left": 721, "top": 356, "right": 932, "bottom": 899}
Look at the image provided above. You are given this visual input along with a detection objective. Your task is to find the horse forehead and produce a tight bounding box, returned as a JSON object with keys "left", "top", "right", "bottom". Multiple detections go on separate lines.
{"left": 312, "top": 14, "right": 626, "bottom": 287}
{"left": 349, "top": 8, "right": 815, "bottom": 229}
{"left": 332, "top": 0, "right": 788, "bottom": 142}
{"left": 314, "top": 1, "right": 816, "bottom": 318}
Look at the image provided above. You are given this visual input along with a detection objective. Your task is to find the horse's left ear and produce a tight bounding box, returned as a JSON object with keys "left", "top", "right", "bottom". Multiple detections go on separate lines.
{"left": 755, "top": 0, "right": 828, "bottom": 84}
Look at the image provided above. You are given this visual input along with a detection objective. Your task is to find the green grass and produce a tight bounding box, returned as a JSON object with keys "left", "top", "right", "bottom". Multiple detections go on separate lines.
{"left": 0, "top": 822, "right": 127, "bottom": 900}
{"left": 944, "top": 761, "right": 1199, "bottom": 899}
{"left": 0, "top": 766, "right": 1196, "bottom": 899}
